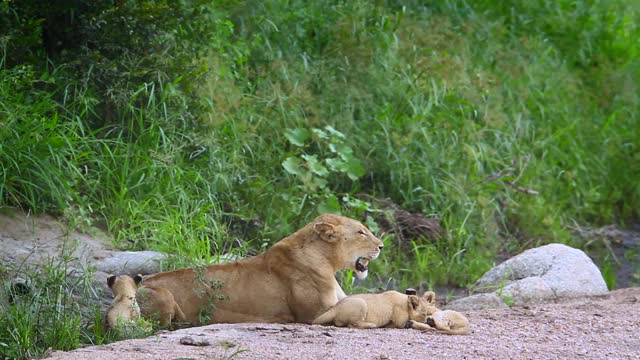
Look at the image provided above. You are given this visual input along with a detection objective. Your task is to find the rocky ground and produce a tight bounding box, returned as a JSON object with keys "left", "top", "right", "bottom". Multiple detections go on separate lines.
{"left": 49, "top": 288, "right": 640, "bottom": 360}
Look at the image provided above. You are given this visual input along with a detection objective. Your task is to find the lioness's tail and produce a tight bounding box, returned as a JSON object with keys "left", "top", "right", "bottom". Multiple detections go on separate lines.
{"left": 312, "top": 307, "right": 337, "bottom": 325}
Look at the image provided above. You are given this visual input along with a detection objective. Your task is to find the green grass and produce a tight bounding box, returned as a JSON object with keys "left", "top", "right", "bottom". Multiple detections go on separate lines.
{"left": 0, "top": 0, "right": 639, "bottom": 354}
{"left": 0, "top": 251, "right": 107, "bottom": 359}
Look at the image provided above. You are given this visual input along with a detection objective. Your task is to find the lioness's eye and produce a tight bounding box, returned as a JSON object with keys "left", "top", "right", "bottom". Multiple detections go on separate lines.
{"left": 357, "top": 230, "right": 366, "bottom": 235}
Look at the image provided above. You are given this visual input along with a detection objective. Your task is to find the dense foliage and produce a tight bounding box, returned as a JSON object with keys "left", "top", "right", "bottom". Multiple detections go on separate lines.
{"left": 1, "top": 0, "right": 639, "bottom": 356}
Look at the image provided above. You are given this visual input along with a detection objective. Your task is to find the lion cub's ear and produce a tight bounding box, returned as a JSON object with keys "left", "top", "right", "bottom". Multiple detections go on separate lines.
{"left": 422, "top": 291, "right": 436, "bottom": 305}
{"left": 133, "top": 274, "right": 143, "bottom": 285}
{"left": 408, "top": 295, "right": 421, "bottom": 310}
{"left": 313, "top": 222, "right": 337, "bottom": 242}
{"left": 107, "top": 275, "right": 116, "bottom": 289}
{"left": 405, "top": 288, "right": 417, "bottom": 296}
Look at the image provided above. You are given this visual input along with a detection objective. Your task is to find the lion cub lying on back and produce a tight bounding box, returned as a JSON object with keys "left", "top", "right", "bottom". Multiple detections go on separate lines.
{"left": 405, "top": 288, "right": 469, "bottom": 335}
{"left": 426, "top": 309, "right": 469, "bottom": 335}
{"left": 312, "top": 290, "right": 437, "bottom": 329}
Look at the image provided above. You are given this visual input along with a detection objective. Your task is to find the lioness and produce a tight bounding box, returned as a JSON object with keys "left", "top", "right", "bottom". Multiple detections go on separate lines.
{"left": 133, "top": 274, "right": 187, "bottom": 327}
{"left": 312, "top": 290, "right": 437, "bottom": 329}
{"left": 140, "top": 213, "right": 383, "bottom": 325}
{"left": 105, "top": 275, "right": 140, "bottom": 329}
{"left": 426, "top": 310, "right": 469, "bottom": 335}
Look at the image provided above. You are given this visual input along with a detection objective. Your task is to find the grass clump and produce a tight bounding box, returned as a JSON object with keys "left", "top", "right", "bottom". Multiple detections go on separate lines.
{"left": 107, "top": 318, "right": 155, "bottom": 342}
{"left": 0, "top": 254, "right": 105, "bottom": 359}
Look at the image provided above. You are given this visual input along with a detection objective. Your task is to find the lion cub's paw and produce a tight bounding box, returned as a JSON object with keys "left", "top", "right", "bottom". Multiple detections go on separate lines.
{"left": 404, "top": 320, "right": 415, "bottom": 329}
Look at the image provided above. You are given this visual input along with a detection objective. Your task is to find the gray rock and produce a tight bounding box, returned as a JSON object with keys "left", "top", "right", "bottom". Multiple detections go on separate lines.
{"left": 92, "top": 250, "right": 168, "bottom": 276}
{"left": 500, "top": 276, "right": 555, "bottom": 305}
{"left": 446, "top": 243, "right": 608, "bottom": 309}
{"left": 445, "top": 293, "right": 508, "bottom": 311}
{"left": 473, "top": 243, "right": 608, "bottom": 304}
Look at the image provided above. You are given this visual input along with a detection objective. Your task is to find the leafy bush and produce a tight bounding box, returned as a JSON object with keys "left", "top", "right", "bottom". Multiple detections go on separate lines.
{"left": 282, "top": 126, "right": 366, "bottom": 214}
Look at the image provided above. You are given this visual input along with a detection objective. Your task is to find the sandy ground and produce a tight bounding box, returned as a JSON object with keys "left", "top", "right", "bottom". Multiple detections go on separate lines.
{"left": 49, "top": 288, "right": 640, "bottom": 360}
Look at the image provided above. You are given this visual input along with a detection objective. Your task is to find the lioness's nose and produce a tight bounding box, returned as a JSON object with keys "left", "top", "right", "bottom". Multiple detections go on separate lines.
{"left": 378, "top": 244, "right": 384, "bottom": 250}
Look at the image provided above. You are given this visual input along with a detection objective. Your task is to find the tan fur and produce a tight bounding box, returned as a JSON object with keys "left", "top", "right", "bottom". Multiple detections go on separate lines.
{"left": 134, "top": 275, "right": 187, "bottom": 327}
{"left": 426, "top": 310, "right": 469, "bottom": 335}
{"left": 105, "top": 275, "right": 140, "bottom": 329}
{"left": 140, "top": 214, "right": 383, "bottom": 325}
{"left": 312, "top": 291, "right": 438, "bottom": 329}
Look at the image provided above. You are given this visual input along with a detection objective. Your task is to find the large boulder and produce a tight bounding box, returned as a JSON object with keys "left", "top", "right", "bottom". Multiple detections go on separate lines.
{"left": 474, "top": 243, "right": 608, "bottom": 298}
{"left": 447, "top": 243, "right": 608, "bottom": 309}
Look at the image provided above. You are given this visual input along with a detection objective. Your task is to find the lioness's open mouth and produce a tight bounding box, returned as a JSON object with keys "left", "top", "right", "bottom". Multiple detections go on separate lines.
{"left": 355, "top": 257, "right": 370, "bottom": 280}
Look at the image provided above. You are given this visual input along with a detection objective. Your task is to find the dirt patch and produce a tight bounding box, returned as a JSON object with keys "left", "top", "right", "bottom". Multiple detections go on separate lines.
{"left": 50, "top": 288, "right": 640, "bottom": 360}
{"left": 360, "top": 196, "right": 444, "bottom": 248}
{"left": 0, "top": 210, "right": 112, "bottom": 267}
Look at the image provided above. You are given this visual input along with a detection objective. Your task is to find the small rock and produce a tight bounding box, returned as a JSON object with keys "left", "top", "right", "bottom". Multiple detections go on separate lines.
{"left": 179, "top": 336, "right": 210, "bottom": 347}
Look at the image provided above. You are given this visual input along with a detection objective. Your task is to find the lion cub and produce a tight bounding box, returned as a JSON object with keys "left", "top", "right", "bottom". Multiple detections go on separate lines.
{"left": 133, "top": 274, "right": 186, "bottom": 327}
{"left": 426, "top": 310, "right": 469, "bottom": 335}
{"left": 312, "top": 290, "right": 437, "bottom": 330}
{"left": 406, "top": 289, "right": 469, "bottom": 335}
{"left": 106, "top": 275, "right": 141, "bottom": 329}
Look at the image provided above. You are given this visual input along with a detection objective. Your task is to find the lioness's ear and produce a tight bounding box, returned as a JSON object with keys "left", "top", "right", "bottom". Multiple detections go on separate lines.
{"left": 422, "top": 291, "right": 436, "bottom": 305}
{"left": 107, "top": 275, "right": 116, "bottom": 288}
{"left": 133, "top": 274, "right": 143, "bottom": 285}
{"left": 405, "top": 288, "right": 417, "bottom": 296}
{"left": 409, "top": 295, "right": 420, "bottom": 310}
{"left": 313, "top": 222, "right": 337, "bottom": 242}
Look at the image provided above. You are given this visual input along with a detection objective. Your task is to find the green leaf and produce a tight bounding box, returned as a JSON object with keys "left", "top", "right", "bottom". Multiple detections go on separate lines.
{"left": 325, "top": 157, "right": 345, "bottom": 172}
{"left": 345, "top": 158, "right": 366, "bottom": 180}
{"left": 282, "top": 157, "right": 303, "bottom": 176}
{"left": 310, "top": 177, "right": 328, "bottom": 191}
{"left": 284, "top": 128, "right": 310, "bottom": 147}
{"left": 317, "top": 194, "right": 341, "bottom": 214}
{"left": 303, "top": 154, "right": 329, "bottom": 177}
{"left": 335, "top": 144, "right": 354, "bottom": 159}
{"left": 312, "top": 128, "right": 328, "bottom": 140}
{"left": 364, "top": 216, "right": 380, "bottom": 234}
{"left": 342, "top": 194, "right": 372, "bottom": 212}
{"left": 324, "top": 125, "right": 346, "bottom": 139}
